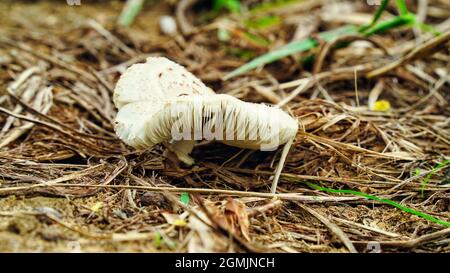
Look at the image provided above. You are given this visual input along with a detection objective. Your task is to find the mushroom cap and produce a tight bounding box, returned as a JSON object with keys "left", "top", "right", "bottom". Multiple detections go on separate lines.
{"left": 113, "top": 57, "right": 214, "bottom": 148}
{"left": 114, "top": 57, "right": 214, "bottom": 109}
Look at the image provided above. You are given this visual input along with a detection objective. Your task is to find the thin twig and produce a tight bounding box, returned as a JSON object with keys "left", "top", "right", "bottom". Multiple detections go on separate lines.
{"left": 298, "top": 204, "right": 357, "bottom": 253}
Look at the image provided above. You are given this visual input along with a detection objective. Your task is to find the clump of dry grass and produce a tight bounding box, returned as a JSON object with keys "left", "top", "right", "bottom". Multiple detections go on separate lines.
{"left": 0, "top": 0, "right": 448, "bottom": 253}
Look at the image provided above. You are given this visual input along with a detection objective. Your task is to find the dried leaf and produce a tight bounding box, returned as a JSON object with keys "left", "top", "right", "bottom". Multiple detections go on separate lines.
{"left": 224, "top": 198, "right": 251, "bottom": 241}
{"left": 187, "top": 208, "right": 227, "bottom": 252}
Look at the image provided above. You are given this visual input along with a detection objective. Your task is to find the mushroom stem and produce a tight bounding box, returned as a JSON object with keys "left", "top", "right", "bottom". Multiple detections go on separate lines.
{"left": 170, "top": 140, "right": 196, "bottom": 166}
{"left": 270, "top": 138, "right": 294, "bottom": 193}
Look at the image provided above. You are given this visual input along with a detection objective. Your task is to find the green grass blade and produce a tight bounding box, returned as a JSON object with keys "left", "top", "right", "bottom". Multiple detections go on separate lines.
{"left": 153, "top": 232, "right": 162, "bottom": 248}
{"left": 395, "top": 0, "right": 409, "bottom": 15}
{"left": 359, "top": 0, "right": 389, "bottom": 33}
{"left": 245, "top": 15, "right": 281, "bottom": 29}
{"left": 421, "top": 160, "right": 450, "bottom": 197}
{"left": 224, "top": 39, "right": 316, "bottom": 80}
{"left": 213, "top": 0, "right": 241, "bottom": 13}
{"left": 361, "top": 13, "right": 416, "bottom": 36}
{"left": 417, "top": 22, "right": 442, "bottom": 35}
{"left": 307, "top": 182, "right": 450, "bottom": 227}
{"left": 224, "top": 25, "right": 358, "bottom": 79}
{"left": 318, "top": 25, "right": 359, "bottom": 40}
{"left": 180, "top": 192, "right": 190, "bottom": 205}
{"left": 224, "top": 0, "right": 417, "bottom": 79}
{"left": 118, "top": 0, "right": 145, "bottom": 27}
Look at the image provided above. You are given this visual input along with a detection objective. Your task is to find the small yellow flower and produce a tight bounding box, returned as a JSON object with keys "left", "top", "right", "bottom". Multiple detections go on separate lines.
{"left": 371, "top": 100, "right": 391, "bottom": 112}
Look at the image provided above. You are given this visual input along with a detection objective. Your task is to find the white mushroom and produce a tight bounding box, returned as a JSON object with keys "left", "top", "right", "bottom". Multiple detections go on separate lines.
{"left": 113, "top": 57, "right": 298, "bottom": 193}
{"left": 159, "top": 16, "right": 178, "bottom": 36}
